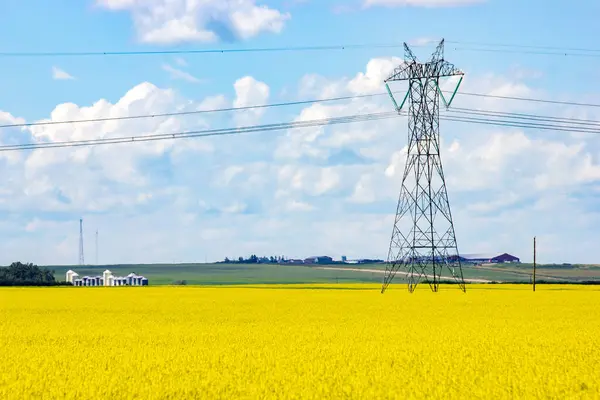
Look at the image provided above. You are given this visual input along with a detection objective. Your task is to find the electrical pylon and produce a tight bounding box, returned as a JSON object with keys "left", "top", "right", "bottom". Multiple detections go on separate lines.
{"left": 381, "top": 39, "right": 466, "bottom": 294}
{"left": 78, "top": 218, "right": 84, "bottom": 265}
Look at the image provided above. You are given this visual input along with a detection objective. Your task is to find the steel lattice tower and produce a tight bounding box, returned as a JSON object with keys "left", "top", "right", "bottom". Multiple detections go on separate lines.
{"left": 78, "top": 218, "right": 84, "bottom": 265}
{"left": 381, "top": 39, "right": 466, "bottom": 294}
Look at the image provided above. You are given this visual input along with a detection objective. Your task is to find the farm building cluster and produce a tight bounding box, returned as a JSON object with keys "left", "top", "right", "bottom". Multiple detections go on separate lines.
{"left": 280, "top": 253, "right": 521, "bottom": 265}
{"left": 66, "top": 269, "right": 148, "bottom": 286}
{"left": 283, "top": 256, "right": 385, "bottom": 265}
{"left": 458, "top": 253, "right": 521, "bottom": 264}
{"left": 281, "top": 253, "right": 520, "bottom": 266}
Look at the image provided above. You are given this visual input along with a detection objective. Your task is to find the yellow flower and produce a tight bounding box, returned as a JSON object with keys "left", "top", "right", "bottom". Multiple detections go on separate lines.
{"left": 0, "top": 284, "right": 598, "bottom": 399}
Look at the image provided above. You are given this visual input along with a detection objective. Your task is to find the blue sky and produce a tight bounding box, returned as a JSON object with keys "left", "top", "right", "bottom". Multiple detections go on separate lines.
{"left": 1, "top": 0, "right": 600, "bottom": 265}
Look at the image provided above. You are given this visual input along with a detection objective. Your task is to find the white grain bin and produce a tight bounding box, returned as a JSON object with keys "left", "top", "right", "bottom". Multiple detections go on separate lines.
{"left": 107, "top": 275, "right": 114, "bottom": 286}
{"left": 66, "top": 270, "right": 75, "bottom": 283}
{"left": 103, "top": 270, "right": 112, "bottom": 286}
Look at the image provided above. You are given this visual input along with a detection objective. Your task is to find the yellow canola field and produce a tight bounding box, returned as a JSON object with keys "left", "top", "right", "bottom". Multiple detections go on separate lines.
{"left": 1, "top": 284, "right": 599, "bottom": 399}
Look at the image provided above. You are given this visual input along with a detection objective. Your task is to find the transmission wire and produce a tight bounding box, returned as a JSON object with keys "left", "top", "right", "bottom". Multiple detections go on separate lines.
{"left": 3, "top": 90, "right": 600, "bottom": 131}
{"left": 0, "top": 111, "right": 401, "bottom": 152}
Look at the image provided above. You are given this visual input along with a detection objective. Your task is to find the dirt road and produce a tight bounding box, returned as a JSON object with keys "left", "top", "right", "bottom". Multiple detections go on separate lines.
{"left": 315, "top": 266, "right": 495, "bottom": 283}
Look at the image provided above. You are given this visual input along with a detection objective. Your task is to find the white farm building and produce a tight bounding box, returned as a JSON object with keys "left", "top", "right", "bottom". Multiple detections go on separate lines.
{"left": 66, "top": 269, "right": 148, "bottom": 287}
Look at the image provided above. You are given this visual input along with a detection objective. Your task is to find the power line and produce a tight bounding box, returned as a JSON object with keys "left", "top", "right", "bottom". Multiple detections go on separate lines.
{"left": 446, "top": 39, "right": 600, "bottom": 54}
{"left": 450, "top": 46, "right": 600, "bottom": 59}
{"left": 1, "top": 41, "right": 598, "bottom": 59}
{"left": 3, "top": 89, "right": 600, "bottom": 131}
{"left": 440, "top": 114, "right": 600, "bottom": 135}
{"left": 0, "top": 111, "right": 400, "bottom": 152}
{"left": 449, "top": 91, "right": 600, "bottom": 109}
{"left": 450, "top": 107, "right": 600, "bottom": 128}
{"left": 3, "top": 106, "right": 600, "bottom": 153}
{"left": 0, "top": 92, "right": 390, "bottom": 130}
{"left": 0, "top": 43, "right": 405, "bottom": 58}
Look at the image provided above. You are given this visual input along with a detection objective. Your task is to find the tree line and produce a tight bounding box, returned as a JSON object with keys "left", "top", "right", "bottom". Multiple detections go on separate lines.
{"left": 220, "top": 255, "right": 287, "bottom": 264}
{"left": 219, "top": 255, "right": 385, "bottom": 264}
{"left": 0, "top": 262, "right": 70, "bottom": 286}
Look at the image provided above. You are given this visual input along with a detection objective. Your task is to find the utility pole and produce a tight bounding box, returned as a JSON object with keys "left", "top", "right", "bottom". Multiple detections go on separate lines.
{"left": 381, "top": 39, "right": 466, "bottom": 294}
{"left": 533, "top": 236, "right": 537, "bottom": 292}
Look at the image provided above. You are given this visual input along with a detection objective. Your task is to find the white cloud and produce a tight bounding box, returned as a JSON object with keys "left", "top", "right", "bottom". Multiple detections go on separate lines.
{"left": 348, "top": 175, "right": 376, "bottom": 204}
{"left": 96, "top": 0, "right": 291, "bottom": 44}
{"left": 347, "top": 57, "right": 403, "bottom": 94}
{"left": 52, "top": 66, "right": 75, "bottom": 80}
{"left": 222, "top": 201, "right": 247, "bottom": 214}
{"left": 197, "top": 95, "right": 228, "bottom": 111}
{"left": 233, "top": 76, "right": 270, "bottom": 127}
{"left": 162, "top": 64, "right": 205, "bottom": 83}
{"left": 314, "top": 168, "right": 341, "bottom": 195}
{"left": 3, "top": 81, "right": 219, "bottom": 216}
{"left": 2, "top": 56, "right": 600, "bottom": 266}
{"left": 274, "top": 58, "right": 600, "bottom": 263}
{"left": 286, "top": 200, "right": 314, "bottom": 212}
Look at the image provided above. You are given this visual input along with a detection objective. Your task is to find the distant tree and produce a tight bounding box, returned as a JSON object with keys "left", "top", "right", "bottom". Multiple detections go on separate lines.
{"left": 0, "top": 262, "right": 63, "bottom": 286}
{"left": 224, "top": 257, "right": 230, "bottom": 263}
{"left": 238, "top": 256, "right": 244, "bottom": 263}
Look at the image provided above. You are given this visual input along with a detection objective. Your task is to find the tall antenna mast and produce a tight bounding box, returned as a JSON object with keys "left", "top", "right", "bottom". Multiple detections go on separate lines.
{"left": 381, "top": 39, "right": 466, "bottom": 293}
{"left": 78, "top": 218, "right": 85, "bottom": 265}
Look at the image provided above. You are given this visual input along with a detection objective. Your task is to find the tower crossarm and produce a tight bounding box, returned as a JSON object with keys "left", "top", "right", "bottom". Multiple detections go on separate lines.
{"left": 386, "top": 60, "right": 463, "bottom": 82}
{"left": 385, "top": 39, "right": 463, "bottom": 82}
{"left": 431, "top": 60, "right": 463, "bottom": 79}
{"left": 384, "top": 62, "right": 413, "bottom": 83}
